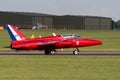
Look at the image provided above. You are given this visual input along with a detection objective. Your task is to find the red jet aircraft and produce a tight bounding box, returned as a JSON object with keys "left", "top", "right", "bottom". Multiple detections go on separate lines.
{"left": 6, "top": 24, "right": 102, "bottom": 55}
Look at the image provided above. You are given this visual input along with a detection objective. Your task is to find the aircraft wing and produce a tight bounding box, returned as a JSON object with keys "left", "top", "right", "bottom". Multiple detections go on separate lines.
{"left": 39, "top": 40, "right": 60, "bottom": 46}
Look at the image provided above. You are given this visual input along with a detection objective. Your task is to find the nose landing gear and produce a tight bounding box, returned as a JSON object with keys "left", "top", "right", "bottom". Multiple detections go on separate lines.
{"left": 73, "top": 48, "right": 79, "bottom": 55}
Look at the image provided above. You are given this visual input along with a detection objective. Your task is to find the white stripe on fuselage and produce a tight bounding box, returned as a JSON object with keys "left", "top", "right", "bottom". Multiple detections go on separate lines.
{"left": 8, "top": 25, "right": 22, "bottom": 41}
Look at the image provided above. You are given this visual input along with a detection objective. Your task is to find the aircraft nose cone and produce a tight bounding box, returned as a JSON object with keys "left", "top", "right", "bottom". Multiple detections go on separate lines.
{"left": 94, "top": 40, "right": 102, "bottom": 45}
{"left": 83, "top": 39, "right": 102, "bottom": 46}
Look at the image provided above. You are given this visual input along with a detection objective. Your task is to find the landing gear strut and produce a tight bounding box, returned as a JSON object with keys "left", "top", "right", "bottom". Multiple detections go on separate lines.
{"left": 73, "top": 48, "right": 79, "bottom": 55}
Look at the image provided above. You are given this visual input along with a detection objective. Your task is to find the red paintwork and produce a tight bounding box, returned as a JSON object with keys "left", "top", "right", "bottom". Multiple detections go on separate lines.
{"left": 7, "top": 25, "right": 102, "bottom": 50}
{"left": 11, "top": 35, "right": 102, "bottom": 50}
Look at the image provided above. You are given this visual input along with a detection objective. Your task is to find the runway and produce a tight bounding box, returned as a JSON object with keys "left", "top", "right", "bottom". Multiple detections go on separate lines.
{"left": 0, "top": 51, "right": 120, "bottom": 56}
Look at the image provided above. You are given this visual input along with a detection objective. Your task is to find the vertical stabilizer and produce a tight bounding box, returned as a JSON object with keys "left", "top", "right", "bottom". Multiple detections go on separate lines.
{"left": 6, "top": 24, "right": 28, "bottom": 41}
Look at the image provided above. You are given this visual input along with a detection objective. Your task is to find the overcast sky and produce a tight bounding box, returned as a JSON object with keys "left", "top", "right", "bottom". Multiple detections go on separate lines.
{"left": 0, "top": 0, "right": 119, "bottom": 21}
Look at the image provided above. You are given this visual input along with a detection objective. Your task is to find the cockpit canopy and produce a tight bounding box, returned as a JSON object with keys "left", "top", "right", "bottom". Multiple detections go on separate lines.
{"left": 62, "top": 34, "right": 80, "bottom": 39}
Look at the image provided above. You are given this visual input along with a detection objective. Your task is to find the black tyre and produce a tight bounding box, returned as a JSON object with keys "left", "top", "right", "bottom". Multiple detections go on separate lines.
{"left": 45, "top": 48, "right": 55, "bottom": 55}
{"left": 73, "top": 50, "right": 78, "bottom": 55}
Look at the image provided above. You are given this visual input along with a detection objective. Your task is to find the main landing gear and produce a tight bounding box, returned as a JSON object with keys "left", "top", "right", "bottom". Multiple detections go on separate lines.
{"left": 45, "top": 47, "right": 56, "bottom": 55}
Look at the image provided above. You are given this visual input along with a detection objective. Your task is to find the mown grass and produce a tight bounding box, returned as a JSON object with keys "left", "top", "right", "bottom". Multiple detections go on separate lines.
{"left": 0, "top": 29, "right": 120, "bottom": 51}
{"left": 0, "top": 30, "right": 120, "bottom": 80}
{"left": 0, "top": 56, "right": 120, "bottom": 80}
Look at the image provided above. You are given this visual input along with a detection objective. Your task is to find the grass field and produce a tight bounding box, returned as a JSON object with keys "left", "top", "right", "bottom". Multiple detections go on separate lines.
{"left": 0, "top": 56, "right": 120, "bottom": 80}
{"left": 0, "top": 29, "right": 120, "bottom": 51}
{"left": 0, "top": 29, "right": 120, "bottom": 80}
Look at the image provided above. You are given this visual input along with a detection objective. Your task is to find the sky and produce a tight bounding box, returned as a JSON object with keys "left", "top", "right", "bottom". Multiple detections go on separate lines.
{"left": 0, "top": 0, "right": 119, "bottom": 21}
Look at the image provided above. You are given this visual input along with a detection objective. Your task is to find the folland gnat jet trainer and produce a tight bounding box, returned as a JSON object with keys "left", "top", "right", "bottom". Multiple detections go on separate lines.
{"left": 6, "top": 24, "right": 102, "bottom": 55}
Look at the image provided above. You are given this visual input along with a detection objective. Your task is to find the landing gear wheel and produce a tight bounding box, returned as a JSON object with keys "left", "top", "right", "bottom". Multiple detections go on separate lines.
{"left": 45, "top": 49, "right": 50, "bottom": 55}
{"left": 45, "top": 48, "right": 55, "bottom": 55}
{"left": 10, "top": 44, "right": 12, "bottom": 49}
{"left": 50, "top": 50, "right": 55, "bottom": 55}
{"left": 73, "top": 50, "right": 78, "bottom": 55}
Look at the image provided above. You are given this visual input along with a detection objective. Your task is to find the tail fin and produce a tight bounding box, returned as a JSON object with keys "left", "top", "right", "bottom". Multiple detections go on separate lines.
{"left": 5, "top": 24, "right": 28, "bottom": 41}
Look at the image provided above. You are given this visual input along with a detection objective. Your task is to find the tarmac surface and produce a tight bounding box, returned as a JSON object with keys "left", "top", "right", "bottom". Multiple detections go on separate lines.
{"left": 0, "top": 51, "right": 120, "bottom": 56}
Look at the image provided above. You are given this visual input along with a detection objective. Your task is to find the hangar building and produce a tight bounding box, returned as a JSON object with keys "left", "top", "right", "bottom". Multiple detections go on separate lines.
{"left": 0, "top": 11, "right": 112, "bottom": 30}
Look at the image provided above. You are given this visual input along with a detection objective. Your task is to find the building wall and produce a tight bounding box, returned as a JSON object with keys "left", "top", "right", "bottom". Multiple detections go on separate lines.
{"left": 28, "top": 16, "right": 53, "bottom": 29}
{"left": 100, "top": 18, "right": 111, "bottom": 30}
{"left": 85, "top": 17, "right": 100, "bottom": 30}
{"left": 53, "top": 16, "right": 85, "bottom": 29}
{"left": 53, "top": 16, "right": 111, "bottom": 30}
{"left": 42, "top": 17, "right": 53, "bottom": 29}
{"left": 84, "top": 17, "right": 112, "bottom": 30}
{"left": 0, "top": 12, "right": 112, "bottom": 30}
{"left": 0, "top": 12, "right": 32, "bottom": 26}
